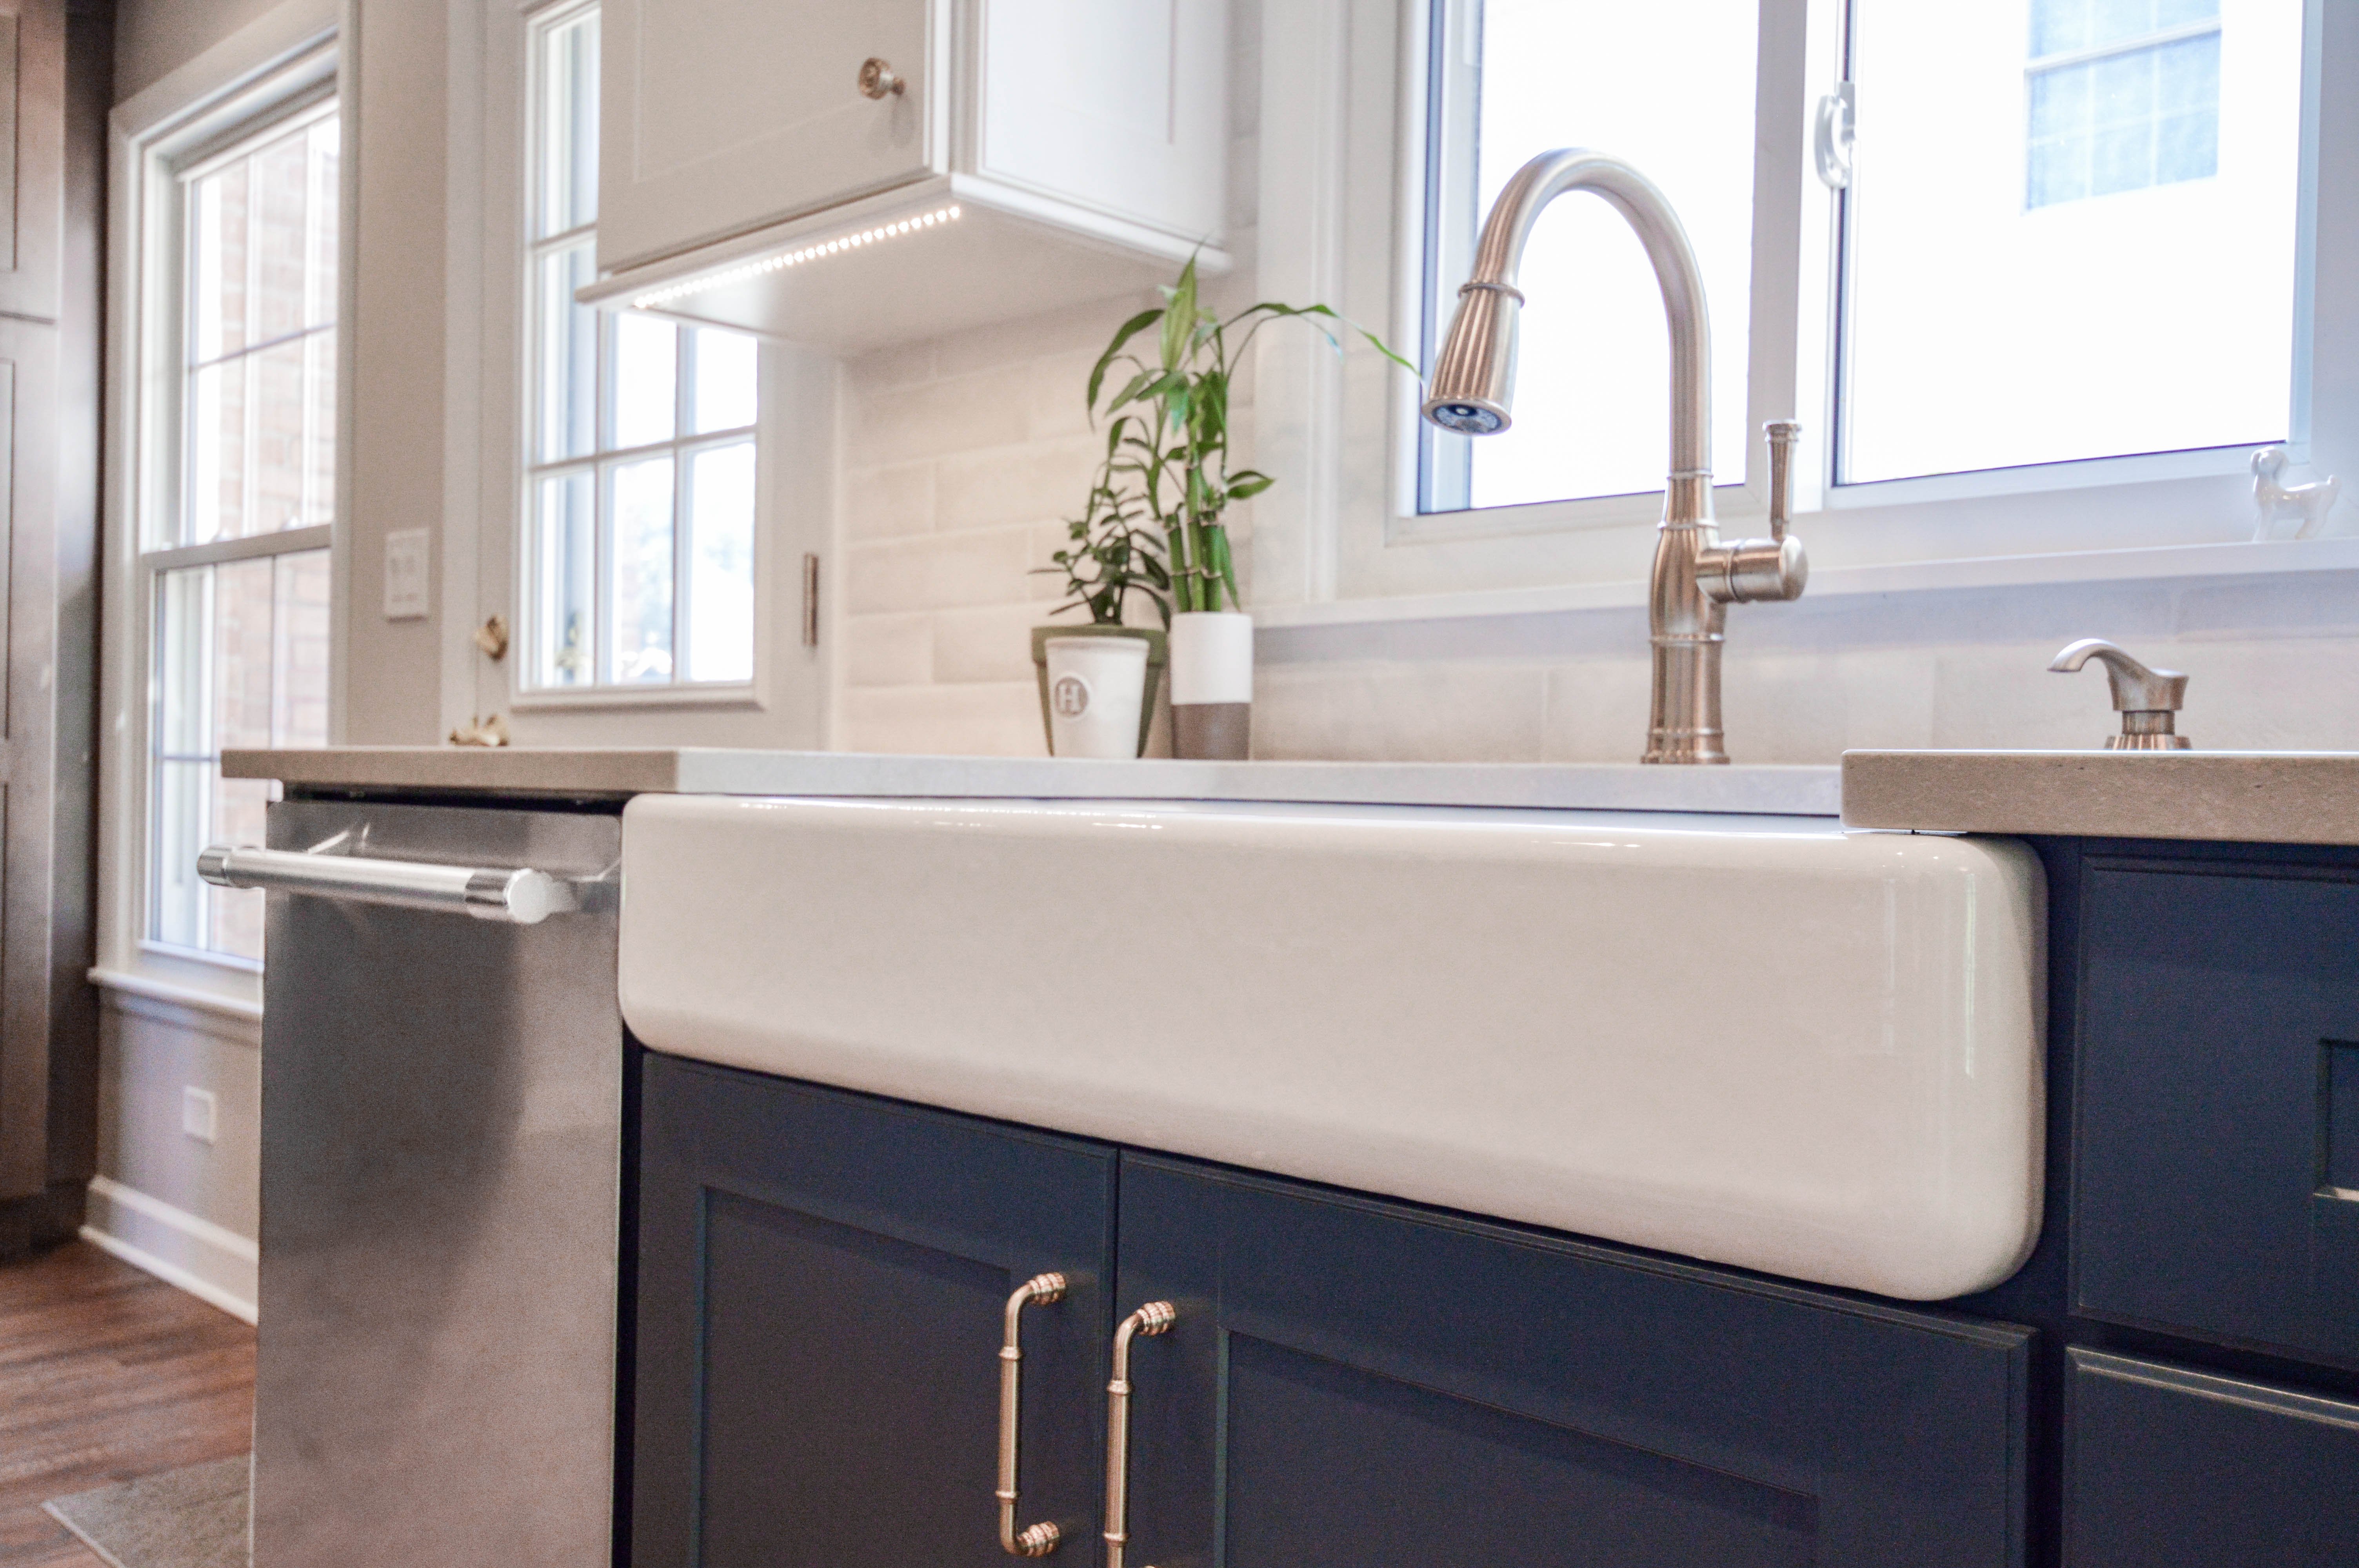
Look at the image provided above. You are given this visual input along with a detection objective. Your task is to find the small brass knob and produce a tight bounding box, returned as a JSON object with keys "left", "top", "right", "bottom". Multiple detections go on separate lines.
{"left": 858, "top": 57, "right": 905, "bottom": 100}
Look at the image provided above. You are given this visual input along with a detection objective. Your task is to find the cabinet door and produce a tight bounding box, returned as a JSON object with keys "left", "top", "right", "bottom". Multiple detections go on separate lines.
{"left": 1116, "top": 1157, "right": 2031, "bottom": 1568}
{"left": 597, "top": 0, "right": 936, "bottom": 273}
{"left": 2065, "top": 1348, "right": 2359, "bottom": 1567}
{"left": 2075, "top": 865, "right": 2359, "bottom": 1364}
{"left": 633, "top": 1055, "right": 1114, "bottom": 1566}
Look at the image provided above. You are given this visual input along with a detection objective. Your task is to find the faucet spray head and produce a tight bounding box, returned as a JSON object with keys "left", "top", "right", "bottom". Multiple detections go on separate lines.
{"left": 1422, "top": 281, "right": 1523, "bottom": 436}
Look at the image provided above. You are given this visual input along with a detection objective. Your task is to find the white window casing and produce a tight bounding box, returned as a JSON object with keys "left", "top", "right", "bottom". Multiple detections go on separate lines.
{"left": 96, "top": 0, "right": 349, "bottom": 1017}
{"left": 1247, "top": 0, "right": 2359, "bottom": 630}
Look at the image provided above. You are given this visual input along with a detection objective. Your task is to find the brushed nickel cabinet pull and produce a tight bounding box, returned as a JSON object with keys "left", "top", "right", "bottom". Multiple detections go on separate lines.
{"left": 998, "top": 1273, "right": 1069, "bottom": 1556}
{"left": 1102, "top": 1301, "right": 1176, "bottom": 1568}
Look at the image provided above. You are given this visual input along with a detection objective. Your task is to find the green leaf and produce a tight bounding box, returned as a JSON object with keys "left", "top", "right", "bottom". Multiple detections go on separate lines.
{"left": 1088, "top": 308, "right": 1164, "bottom": 411}
{"left": 1225, "top": 470, "right": 1275, "bottom": 500}
{"left": 1160, "top": 256, "right": 1200, "bottom": 370}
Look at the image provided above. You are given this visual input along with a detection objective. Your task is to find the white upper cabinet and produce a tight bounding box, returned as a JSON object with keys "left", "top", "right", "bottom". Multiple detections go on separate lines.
{"left": 584, "top": 0, "right": 1231, "bottom": 352}
{"left": 597, "top": 0, "right": 937, "bottom": 272}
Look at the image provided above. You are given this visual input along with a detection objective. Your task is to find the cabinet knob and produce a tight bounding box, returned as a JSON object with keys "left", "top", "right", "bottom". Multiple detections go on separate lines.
{"left": 858, "top": 57, "right": 906, "bottom": 100}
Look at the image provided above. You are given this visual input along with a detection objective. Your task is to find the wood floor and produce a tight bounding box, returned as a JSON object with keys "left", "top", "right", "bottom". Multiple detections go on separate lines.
{"left": 0, "top": 1242, "right": 254, "bottom": 1565}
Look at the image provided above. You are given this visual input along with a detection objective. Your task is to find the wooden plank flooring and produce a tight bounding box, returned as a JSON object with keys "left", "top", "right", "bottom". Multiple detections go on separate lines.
{"left": 0, "top": 1242, "right": 254, "bottom": 1566}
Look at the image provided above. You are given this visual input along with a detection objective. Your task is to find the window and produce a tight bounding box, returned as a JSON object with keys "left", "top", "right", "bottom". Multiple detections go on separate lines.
{"left": 1841, "top": 0, "right": 2297, "bottom": 483}
{"left": 1416, "top": 0, "right": 2311, "bottom": 520}
{"left": 147, "top": 100, "right": 339, "bottom": 964}
{"left": 523, "top": 1, "right": 760, "bottom": 692}
{"left": 1422, "top": 0, "right": 1760, "bottom": 512}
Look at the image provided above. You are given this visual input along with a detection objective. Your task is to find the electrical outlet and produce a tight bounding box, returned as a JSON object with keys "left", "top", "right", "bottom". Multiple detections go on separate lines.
{"left": 383, "top": 528, "right": 431, "bottom": 620}
{"left": 182, "top": 1086, "right": 218, "bottom": 1145}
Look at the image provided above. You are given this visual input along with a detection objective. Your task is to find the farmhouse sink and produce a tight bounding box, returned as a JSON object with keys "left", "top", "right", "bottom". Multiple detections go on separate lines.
{"left": 619, "top": 795, "right": 2044, "bottom": 1300}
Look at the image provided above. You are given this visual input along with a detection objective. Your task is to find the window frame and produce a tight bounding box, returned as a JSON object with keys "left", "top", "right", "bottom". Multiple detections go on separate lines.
{"left": 507, "top": 0, "right": 768, "bottom": 711}
{"left": 1244, "top": 0, "right": 2354, "bottom": 626}
{"left": 96, "top": 6, "right": 348, "bottom": 1013}
{"left": 145, "top": 80, "right": 341, "bottom": 971}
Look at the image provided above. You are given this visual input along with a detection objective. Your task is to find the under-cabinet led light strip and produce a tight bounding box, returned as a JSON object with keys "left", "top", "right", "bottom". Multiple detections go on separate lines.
{"left": 629, "top": 203, "right": 965, "bottom": 310}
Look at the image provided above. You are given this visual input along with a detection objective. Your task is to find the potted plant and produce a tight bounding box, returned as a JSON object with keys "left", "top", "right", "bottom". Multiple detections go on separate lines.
{"left": 1070, "top": 257, "right": 1411, "bottom": 757}
{"left": 1030, "top": 429, "right": 1171, "bottom": 757}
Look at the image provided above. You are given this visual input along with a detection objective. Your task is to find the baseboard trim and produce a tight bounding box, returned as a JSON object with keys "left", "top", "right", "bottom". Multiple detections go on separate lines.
{"left": 80, "top": 1175, "right": 258, "bottom": 1324}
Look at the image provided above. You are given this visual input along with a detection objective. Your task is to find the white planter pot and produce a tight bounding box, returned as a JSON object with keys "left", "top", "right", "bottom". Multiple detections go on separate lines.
{"left": 1169, "top": 610, "right": 1252, "bottom": 759}
{"left": 1043, "top": 636, "right": 1150, "bottom": 759}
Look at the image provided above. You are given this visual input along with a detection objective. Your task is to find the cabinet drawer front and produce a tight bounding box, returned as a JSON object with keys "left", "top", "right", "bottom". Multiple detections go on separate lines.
{"left": 633, "top": 1054, "right": 1115, "bottom": 1566}
{"left": 2065, "top": 1349, "right": 2359, "bottom": 1567}
{"left": 1118, "top": 1158, "right": 2030, "bottom": 1568}
{"left": 599, "top": 0, "right": 936, "bottom": 272}
{"left": 2075, "top": 865, "right": 2359, "bottom": 1363}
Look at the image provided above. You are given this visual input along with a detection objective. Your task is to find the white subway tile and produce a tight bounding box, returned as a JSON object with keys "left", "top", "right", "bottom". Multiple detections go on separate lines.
{"left": 838, "top": 682, "right": 1046, "bottom": 757}
{"left": 841, "top": 463, "right": 934, "bottom": 540}
{"left": 842, "top": 339, "right": 939, "bottom": 395}
{"left": 845, "top": 526, "right": 1040, "bottom": 615}
{"left": 842, "top": 613, "right": 934, "bottom": 688}
{"left": 850, "top": 371, "right": 1033, "bottom": 466}
{"left": 936, "top": 437, "right": 1101, "bottom": 532}
{"left": 1254, "top": 661, "right": 1548, "bottom": 761}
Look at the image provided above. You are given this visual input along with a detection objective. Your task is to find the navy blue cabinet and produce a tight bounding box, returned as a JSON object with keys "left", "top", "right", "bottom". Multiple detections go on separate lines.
{"left": 634, "top": 1055, "right": 2030, "bottom": 1566}
{"left": 2075, "top": 862, "right": 2359, "bottom": 1365}
{"left": 632, "top": 1056, "right": 1116, "bottom": 1566}
{"left": 1116, "top": 1156, "right": 2028, "bottom": 1568}
{"left": 2065, "top": 1348, "right": 2359, "bottom": 1567}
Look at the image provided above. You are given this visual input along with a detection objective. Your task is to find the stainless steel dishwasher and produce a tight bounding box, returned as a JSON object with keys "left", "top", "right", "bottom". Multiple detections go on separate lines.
{"left": 201, "top": 797, "right": 625, "bottom": 1567}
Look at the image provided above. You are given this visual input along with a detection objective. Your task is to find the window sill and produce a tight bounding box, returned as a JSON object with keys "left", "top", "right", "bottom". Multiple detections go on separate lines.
{"left": 1253, "top": 536, "right": 2359, "bottom": 630}
{"left": 510, "top": 681, "right": 764, "bottom": 713}
{"left": 89, "top": 964, "right": 263, "bottom": 1024}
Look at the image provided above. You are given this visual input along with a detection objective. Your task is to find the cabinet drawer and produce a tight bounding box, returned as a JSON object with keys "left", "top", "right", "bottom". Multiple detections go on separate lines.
{"left": 2075, "top": 865, "right": 2359, "bottom": 1363}
{"left": 1119, "top": 1158, "right": 2031, "bottom": 1568}
{"left": 632, "top": 1053, "right": 1116, "bottom": 1566}
{"left": 2065, "top": 1349, "right": 2359, "bottom": 1566}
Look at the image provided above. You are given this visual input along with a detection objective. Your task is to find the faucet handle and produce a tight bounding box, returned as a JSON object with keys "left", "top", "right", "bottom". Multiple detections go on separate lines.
{"left": 2048, "top": 639, "right": 2191, "bottom": 750}
{"left": 1701, "top": 421, "right": 1810, "bottom": 605}
{"left": 1765, "top": 419, "right": 1801, "bottom": 542}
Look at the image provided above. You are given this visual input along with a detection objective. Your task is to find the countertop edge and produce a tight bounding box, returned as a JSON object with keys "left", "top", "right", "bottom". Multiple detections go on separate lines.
{"left": 1842, "top": 750, "right": 2359, "bottom": 847}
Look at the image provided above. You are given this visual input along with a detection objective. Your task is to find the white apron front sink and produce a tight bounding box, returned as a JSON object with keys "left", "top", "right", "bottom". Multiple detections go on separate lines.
{"left": 619, "top": 795, "right": 2044, "bottom": 1300}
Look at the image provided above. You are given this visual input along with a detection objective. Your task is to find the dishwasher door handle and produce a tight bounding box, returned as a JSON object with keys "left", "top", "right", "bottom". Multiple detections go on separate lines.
{"left": 196, "top": 844, "right": 584, "bottom": 925}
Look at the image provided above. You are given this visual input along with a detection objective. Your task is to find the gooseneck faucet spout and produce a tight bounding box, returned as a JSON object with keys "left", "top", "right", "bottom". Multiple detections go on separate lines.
{"left": 1422, "top": 149, "right": 1807, "bottom": 764}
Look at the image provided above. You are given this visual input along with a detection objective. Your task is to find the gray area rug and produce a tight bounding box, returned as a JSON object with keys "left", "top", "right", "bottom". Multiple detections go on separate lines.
{"left": 42, "top": 1456, "right": 249, "bottom": 1568}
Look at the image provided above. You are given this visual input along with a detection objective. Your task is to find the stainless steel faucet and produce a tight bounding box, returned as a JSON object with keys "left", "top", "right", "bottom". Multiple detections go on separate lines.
{"left": 1422, "top": 149, "right": 1807, "bottom": 765}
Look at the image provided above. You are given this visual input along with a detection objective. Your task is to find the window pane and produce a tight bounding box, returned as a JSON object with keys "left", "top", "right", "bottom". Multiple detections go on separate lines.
{"left": 187, "top": 332, "right": 338, "bottom": 541}
{"left": 180, "top": 110, "right": 338, "bottom": 546}
{"left": 533, "top": 470, "right": 596, "bottom": 687}
{"left": 610, "top": 456, "right": 674, "bottom": 682}
{"left": 612, "top": 314, "right": 678, "bottom": 449}
{"left": 689, "top": 328, "right": 759, "bottom": 434}
{"left": 686, "top": 441, "right": 756, "bottom": 682}
{"left": 1842, "top": 0, "right": 2296, "bottom": 482}
{"left": 536, "top": 7, "right": 600, "bottom": 238}
{"left": 538, "top": 243, "right": 598, "bottom": 462}
{"left": 151, "top": 548, "right": 330, "bottom": 959}
{"left": 152, "top": 759, "right": 211, "bottom": 951}
{"left": 1434, "top": 0, "right": 1757, "bottom": 509}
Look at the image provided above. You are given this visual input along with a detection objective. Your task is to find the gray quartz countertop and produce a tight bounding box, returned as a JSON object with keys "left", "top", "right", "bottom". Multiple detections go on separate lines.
{"left": 1842, "top": 749, "right": 2359, "bottom": 845}
{"left": 221, "top": 747, "right": 1843, "bottom": 817}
